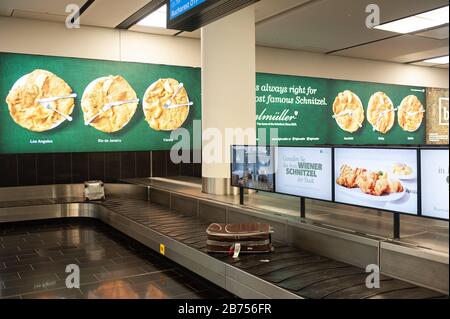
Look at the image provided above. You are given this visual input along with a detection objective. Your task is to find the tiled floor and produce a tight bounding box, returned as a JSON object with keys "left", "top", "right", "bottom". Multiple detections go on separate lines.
{"left": 0, "top": 218, "right": 235, "bottom": 299}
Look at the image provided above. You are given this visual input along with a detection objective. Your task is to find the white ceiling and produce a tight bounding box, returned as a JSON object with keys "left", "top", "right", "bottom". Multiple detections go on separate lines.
{"left": 254, "top": 0, "right": 449, "bottom": 68}
{"left": 0, "top": 0, "right": 448, "bottom": 68}
{"left": 334, "top": 35, "right": 449, "bottom": 63}
{"left": 81, "top": 0, "right": 150, "bottom": 28}
{"left": 0, "top": 0, "right": 86, "bottom": 16}
{"left": 255, "top": 0, "right": 310, "bottom": 22}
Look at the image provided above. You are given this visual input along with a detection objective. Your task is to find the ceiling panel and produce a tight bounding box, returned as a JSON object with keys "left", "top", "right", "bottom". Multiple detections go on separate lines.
{"left": 256, "top": 0, "right": 448, "bottom": 52}
{"left": 81, "top": 0, "right": 151, "bottom": 28}
{"left": 11, "top": 9, "right": 66, "bottom": 23}
{"left": 0, "top": 0, "right": 86, "bottom": 16}
{"left": 255, "top": 0, "right": 310, "bottom": 22}
{"left": 415, "top": 26, "right": 449, "bottom": 40}
{"left": 333, "top": 35, "right": 449, "bottom": 63}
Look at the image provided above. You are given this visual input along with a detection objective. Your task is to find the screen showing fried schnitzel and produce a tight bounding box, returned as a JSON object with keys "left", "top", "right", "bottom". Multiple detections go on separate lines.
{"left": 334, "top": 148, "right": 418, "bottom": 215}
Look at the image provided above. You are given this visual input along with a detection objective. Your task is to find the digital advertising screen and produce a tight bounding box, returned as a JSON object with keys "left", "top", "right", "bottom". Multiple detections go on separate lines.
{"left": 334, "top": 148, "right": 418, "bottom": 215}
{"left": 421, "top": 149, "right": 449, "bottom": 220}
{"left": 256, "top": 73, "right": 426, "bottom": 147}
{"left": 0, "top": 53, "right": 201, "bottom": 154}
{"left": 275, "top": 147, "right": 333, "bottom": 201}
{"left": 231, "top": 145, "right": 275, "bottom": 192}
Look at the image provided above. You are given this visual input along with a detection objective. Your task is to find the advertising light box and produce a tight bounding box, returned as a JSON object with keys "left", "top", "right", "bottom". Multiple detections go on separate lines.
{"left": 275, "top": 147, "right": 333, "bottom": 201}
{"left": 334, "top": 148, "right": 418, "bottom": 215}
{"left": 231, "top": 145, "right": 275, "bottom": 192}
{"left": 0, "top": 53, "right": 201, "bottom": 154}
{"left": 256, "top": 73, "right": 426, "bottom": 146}
{"left": 421, "top": 149, "right": 449, "bottom": 220}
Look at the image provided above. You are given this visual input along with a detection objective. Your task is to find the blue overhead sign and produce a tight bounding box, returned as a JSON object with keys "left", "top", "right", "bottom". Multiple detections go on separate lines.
{"left": 167, "top": 0, "right": 257, "bottom": 32}
{"left": 170, "top": 0, "right": 207, "bottom": 20}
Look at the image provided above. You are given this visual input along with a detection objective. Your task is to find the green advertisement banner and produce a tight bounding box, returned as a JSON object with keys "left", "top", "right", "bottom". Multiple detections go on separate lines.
{"left": 256, "top": 72, "right": 426, "bottom": 145}
{"left": 1, "top": 53, "right": 429, "bottom": 154}
{"left": 0, "top": 52, "right": 201, "bottom": 154}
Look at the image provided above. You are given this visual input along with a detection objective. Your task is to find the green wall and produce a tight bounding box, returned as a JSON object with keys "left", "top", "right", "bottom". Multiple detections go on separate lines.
{"left": 0, "top": 52, "right": 202, "bottom": 154}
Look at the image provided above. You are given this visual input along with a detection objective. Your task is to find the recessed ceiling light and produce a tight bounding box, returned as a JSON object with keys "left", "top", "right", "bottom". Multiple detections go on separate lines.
{"left": 422, "top": 56, "right": 449, "bottom": 64}
{"left": 374, "top": 6, "right": 449, "bottom": 34}
{"left": 418, "top": 6, "right": 449, "bottom": 25}
{"left": 137, "top": 4, "right": 167, "bottom": 28}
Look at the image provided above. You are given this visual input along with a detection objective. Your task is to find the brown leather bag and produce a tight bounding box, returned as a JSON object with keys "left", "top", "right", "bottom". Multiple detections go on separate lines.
{"left": 206, "top": 223, "right": 273, "bottom": 256}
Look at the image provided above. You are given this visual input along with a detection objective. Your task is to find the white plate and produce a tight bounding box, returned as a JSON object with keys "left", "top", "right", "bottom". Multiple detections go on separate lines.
{"left": 82, "top": 77, "right": 136, "bottom": 132}
{"left": 390, "top": 163, "right": 416, "bottom": 180}
{"left": 391, "top": 172, "right": 416, "bottom": 181}
{"left": 10, "top": 73, "right": 68, "bottom": 131}
{"left": 336, "top": 184, "right": 406, "bottom": 202}
{"left": 367, "top": 93, "right": 395, "bottom": 133}
{"left": 142, "top": 78, "right": 190, "bottom": 132}
{"left": 333, "top": 92, "right": 364, "bottom": 133}
{"left": 397, "top": 96, "right": 424, "bottom": 132}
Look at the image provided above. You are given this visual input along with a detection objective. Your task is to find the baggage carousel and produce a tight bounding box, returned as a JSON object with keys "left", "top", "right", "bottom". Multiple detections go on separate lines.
{"left": 102, "top": 196, "right": 446, "bottom": 299}
{"left": 0, "top": 183, "right": 447, "bottom": 299}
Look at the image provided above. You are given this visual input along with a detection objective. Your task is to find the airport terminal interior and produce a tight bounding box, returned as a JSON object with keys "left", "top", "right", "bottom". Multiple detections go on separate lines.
{"left": 0, "top": 0, "right": 449, "bottom": 300}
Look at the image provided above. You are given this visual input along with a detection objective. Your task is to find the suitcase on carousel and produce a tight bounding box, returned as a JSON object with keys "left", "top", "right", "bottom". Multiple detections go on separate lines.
{"left": 206, "top": 223, "right": 273, "bottom": 256}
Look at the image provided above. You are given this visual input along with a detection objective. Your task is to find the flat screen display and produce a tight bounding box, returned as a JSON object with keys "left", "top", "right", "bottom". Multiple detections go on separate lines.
{"left": 334, "top": 148, "right": 418, "bottom": 215}
{"left": 275, "top": 147, "right": 333, "bottom": 201}
{"left": 421, "top": 149, "right": 449, "bottom": 220}
{"left": 0, "top": 52, "right": 201, "bottom": 154}
{"left": 231, "top": 146, "right": 275, "bottom": 192}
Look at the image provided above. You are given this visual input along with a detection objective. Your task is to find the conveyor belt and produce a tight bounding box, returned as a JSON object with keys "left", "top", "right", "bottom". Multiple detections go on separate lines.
{"left": 101, "top": 197, "right": 446, "bottom": 299}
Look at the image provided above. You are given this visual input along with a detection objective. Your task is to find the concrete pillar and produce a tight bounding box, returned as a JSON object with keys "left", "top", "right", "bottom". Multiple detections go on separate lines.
{"left": 201, "top": 5, "right": 256, "bottom": 195}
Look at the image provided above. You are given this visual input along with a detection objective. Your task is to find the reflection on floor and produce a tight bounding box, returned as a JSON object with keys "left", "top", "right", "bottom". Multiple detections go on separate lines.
{"left": 0, "top": 219, "right": 235, "bottom": 299}
{"left": 129, "top": 177, "right": 449, "bottom": 254}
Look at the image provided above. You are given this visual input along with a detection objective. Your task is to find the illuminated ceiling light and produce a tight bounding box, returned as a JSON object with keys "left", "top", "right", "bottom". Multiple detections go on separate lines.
{"left": 137, "top": 4, "right": 167, "bottom": 28}
{"left": 422, "top": 55, "right": 449, "bottom": 64}
{"left": 374, "top": 6, "right": 449, "bottom": 34}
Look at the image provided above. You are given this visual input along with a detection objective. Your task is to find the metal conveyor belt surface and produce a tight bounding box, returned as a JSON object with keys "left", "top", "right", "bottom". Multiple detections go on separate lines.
{"left": 101, "top": 197, "right": 446, "bottom": 299}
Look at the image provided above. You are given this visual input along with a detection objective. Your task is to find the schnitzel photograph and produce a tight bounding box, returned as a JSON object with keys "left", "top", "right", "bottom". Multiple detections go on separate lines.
{"left": 334, "top": 148, "right": 418, "bottom": 215}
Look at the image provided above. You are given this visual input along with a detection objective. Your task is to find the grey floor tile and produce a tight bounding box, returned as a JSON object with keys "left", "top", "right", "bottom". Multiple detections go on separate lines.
{"left": 0, "top": 220, "right": 232, "bottom": 299}
{"left": 22, "top": 287, "right": 85, "bottom": 299}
